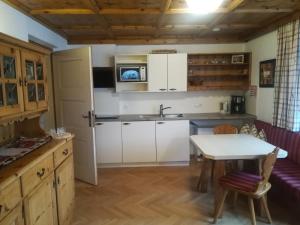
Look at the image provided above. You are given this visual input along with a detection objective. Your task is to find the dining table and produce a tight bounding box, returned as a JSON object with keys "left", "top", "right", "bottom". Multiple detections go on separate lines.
{"left": 190, "top": 134, "right": 288, "bottom": 215}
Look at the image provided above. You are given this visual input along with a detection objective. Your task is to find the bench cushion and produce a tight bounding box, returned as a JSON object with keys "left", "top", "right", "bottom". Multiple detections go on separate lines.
{"left": 285, "top": 132, "right": 300, "bottom": 164}
{"left": 254, "top": 120, "right": 288, "bottom": 150}
{"left": 271, "top": 159, "right": 300, "bottom": 201}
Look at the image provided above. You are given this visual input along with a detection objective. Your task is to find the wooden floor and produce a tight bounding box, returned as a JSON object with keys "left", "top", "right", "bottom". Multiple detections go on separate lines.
{"left": 72, "top": 164, "right": 298, "bottom": 225}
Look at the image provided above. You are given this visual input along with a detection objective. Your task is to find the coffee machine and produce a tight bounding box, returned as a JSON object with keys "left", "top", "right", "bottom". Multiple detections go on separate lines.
{"left": 231, "top": 96, "right": 246, "bottom": 114}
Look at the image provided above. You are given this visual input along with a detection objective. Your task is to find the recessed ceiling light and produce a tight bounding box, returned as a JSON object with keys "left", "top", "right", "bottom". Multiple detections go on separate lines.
{"left": 212, "top": 27, "right": 221, "bottom": 32}
{"left": 186, "top": 0, "right": 224, "bottom": 14}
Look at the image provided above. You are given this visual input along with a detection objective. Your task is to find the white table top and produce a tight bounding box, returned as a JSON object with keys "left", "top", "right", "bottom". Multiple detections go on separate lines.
{"left": 190, "top": 134, "right": 288, "bottom": 160}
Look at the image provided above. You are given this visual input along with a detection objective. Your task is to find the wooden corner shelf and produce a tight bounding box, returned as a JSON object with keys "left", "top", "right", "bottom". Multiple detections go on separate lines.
{"left": 187, "top": 53, "right": 251, "bottom": 91}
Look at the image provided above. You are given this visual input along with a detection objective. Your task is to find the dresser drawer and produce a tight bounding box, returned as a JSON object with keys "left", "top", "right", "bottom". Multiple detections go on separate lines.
{"left": 0, "top": 179, "right": 22, "bottom": 221}
{"left": 21, "top": 154, "right": 54, "bottom": 196}
{"left": 54, "top": 141, "right": 73, "bottom": 168}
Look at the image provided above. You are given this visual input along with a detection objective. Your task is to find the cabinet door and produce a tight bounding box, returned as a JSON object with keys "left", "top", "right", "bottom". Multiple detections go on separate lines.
{"left": 24, "top": 174, "right": 57, "bottom": 225}
{"left": 148, "top": 54, "right": 168, "bottom": 92}
{"left": 96, "top": 122, "right": 122, "bottom": 164}
{"left": 122, "top": 121, "right": 156, "bottom": 163}
{"left": 21, "top": 51, "right": 48, "bottom": 111}
{"left": 156, "top": 120, "right": 190, "bottom": 162}
{"left": 55, "top": 156, "right": 75, "bottom": 225}
{"left": 167, "top": 54, "right": 187, "bottom": 92}
{"left": 0, "top": 43, "right": 24, "bottom": 117}
{"left": 0, "top": 203, "right": 24, "bottom": 225}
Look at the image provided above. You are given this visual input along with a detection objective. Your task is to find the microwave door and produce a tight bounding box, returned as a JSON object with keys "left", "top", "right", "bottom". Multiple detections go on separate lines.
{"left": 120, "top": 67, "right": 140, "bottom": 82}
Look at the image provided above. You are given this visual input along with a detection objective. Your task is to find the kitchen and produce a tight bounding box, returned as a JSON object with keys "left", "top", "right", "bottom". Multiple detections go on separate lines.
{"left": 0, "top": 1, "right": 300, "bottom": 225}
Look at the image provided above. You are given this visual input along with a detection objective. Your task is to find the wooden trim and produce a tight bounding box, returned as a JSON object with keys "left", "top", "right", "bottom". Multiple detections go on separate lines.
{"left": 0, "top": 33, "right": 51, "bottom": 55}
{"left": 28, "top": 7, "right": 293, "bottom": 15}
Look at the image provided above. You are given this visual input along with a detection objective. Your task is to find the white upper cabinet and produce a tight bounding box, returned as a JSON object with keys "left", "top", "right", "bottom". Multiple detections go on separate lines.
{"left": 167, "top": 53, "right": 187, "bottom": 92}
{"left": 148, "top": 54, "right": 168, "bottom": 92}
{"left": 96, "top": 122, "right": 122, "bottom": 164}
{"left": 156, "top": 120, "right": 190, "bottom": 162}
{"left": 147, "top": 53, "right": 187, "bottom": 92}
{"left": 122, "top": 121, "right": 156, "bottom": 163}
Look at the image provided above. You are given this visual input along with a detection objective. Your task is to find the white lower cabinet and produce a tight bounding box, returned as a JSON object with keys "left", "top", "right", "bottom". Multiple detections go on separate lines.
{"left": 156, "top": 120, "right": 190, "bottom": 162}
{"left": 122, "top": 121, "right": 156, "bottom": 163}
{"left": 96, "top": 122, "right": 122, "bottom": 164}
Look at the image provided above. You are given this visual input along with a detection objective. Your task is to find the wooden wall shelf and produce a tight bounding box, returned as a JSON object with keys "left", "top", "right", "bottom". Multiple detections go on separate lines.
{"left": 187, "top": 53, "right": 251, "bottom": 91}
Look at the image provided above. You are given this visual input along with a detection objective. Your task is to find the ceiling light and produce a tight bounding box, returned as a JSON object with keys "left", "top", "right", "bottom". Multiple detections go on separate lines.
{"left": 212, "top": 27, "right": 221, "bottom": 32}
{"left": 186, "top": 0, "right": 224, "bottom": 14}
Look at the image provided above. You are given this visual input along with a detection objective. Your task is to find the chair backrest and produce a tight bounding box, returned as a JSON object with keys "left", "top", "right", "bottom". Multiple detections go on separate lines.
{"left": 256, "top": 147, "right": 279, "bottom": 192}
{"left": 213, "top": 124, "right": 238, "bottom": 134}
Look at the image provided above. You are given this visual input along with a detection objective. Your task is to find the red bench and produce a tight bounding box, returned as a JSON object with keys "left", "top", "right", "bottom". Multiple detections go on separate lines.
{"left": 254, "top": 120, "right": 300, "bottom": 210}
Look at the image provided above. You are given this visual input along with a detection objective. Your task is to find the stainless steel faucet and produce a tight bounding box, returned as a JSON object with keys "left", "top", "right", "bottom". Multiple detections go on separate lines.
{"left": 159, "top": 104, "right": 172, "bottom": 117}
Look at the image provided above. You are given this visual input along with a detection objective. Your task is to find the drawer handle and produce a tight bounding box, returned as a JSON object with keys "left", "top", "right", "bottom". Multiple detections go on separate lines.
{"left": 169, "top": 88, "right": 177, "bottom": 91}
{"left": 159, "top": 88, "right": 167, "bottom": 91}
{"left": 37, "top": 168, "right": 46, "bottom": 178}
{"left": 63, "top": 149, "right": 69, "bottom": 155}
{"left": 157, "top": 122, "right": 165, "bottom": 124}
{"left": 123, "top": 123, "right": 131, "bottom": 125}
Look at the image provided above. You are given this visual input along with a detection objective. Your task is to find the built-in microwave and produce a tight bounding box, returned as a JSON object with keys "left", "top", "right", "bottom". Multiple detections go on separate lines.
{"left": 116, "top": 64, "right": 147, "bottom": 82}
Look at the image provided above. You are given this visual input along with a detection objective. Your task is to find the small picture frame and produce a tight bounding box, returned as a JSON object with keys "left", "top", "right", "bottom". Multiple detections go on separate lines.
{"left": 259, "top": 59, "right": 276, "bottom": 88}
{"left": 231, "top": 54, "right": 244, "bottom": 64}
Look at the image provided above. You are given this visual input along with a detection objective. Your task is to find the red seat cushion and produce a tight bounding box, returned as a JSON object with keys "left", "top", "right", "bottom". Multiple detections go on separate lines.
{"left": 271, "top": 159, "right": 300, "bottom": 201}
{"left": 220, "top": 172, "right": 262, "bottom": 192}
{"left": 285, "top": 132, "right": 300, "bottom": 164}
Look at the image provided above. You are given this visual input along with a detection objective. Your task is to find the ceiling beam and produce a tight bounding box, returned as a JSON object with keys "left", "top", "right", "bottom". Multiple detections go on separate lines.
{"left": 58, "top": 23, "right": 259, "bottom": 31}
{"left": 67, "top": 35, "right": 247, "bottom": 45}
{"left": 244, "top": 10, "right": 300, "bottom": 41}
{"left": 30, "top": 7, "right": 293, "bottom": 15}
{"left": 198, "top": 0, "right": 244, "bottom": 37}
{"left": 88, "top": 0, "right": 114, "bottom": 38}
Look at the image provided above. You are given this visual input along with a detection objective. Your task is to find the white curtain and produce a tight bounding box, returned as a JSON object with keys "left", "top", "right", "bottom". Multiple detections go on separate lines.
{"left": 273, "top": 19, "right": 300, "bottom": 131}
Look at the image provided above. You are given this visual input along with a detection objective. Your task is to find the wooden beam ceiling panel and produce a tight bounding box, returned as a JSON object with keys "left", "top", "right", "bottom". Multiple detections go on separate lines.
{"left": 4, "top": 0, "right": 300, "bottom": 44}
{"left": 29, "top": 7, "right": 293, "bottom": 15}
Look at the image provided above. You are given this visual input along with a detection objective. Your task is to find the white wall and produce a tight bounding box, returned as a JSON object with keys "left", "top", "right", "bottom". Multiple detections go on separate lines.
{"left": 92, "top": 43, "right": 246, "bottom": 115}
{"left": 245, "top": 31, "right": 277, "bottom": 123}
{"left": 0, "top": 0, "right": 68, "bottom": 50}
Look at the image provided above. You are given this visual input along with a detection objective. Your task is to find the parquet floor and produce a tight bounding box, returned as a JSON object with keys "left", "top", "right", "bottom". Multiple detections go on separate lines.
{"left": 72, "top": 164, "right": 298, "bottom": 225}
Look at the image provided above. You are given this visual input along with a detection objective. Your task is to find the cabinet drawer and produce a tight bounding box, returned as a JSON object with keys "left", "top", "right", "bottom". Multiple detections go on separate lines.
{"left": 0, "top": 179, "right": 22, "bottom": 221}
{"left": 21, "top": 154, "right": 54, "bottom": 196}
{"left": 0, "top": 203, "right": 23, "bottom": 225}
{"left": 54, "top": 141, "right": 73, "bottom": 168}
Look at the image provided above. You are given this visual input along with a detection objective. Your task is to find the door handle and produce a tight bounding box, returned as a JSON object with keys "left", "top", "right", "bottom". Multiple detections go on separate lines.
{"left": 169, "top": 88, "right": 177, "bottom": 91}
{"left": 82, "top": 111, "right": 95, "bottom": 127}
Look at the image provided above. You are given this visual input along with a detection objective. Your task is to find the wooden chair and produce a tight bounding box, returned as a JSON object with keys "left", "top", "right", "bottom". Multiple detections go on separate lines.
{"left": 213, "top": 148, "right": 279, "bottom": 225}
{"left": 197, "top": 124, "right": 238, "bottom": 191}
{"left": 213, "top": 124, "right": 238, "bottom": 134}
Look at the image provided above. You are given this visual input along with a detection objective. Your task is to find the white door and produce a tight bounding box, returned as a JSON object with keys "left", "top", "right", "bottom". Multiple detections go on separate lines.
{"left": 167, "top": 54, "right": 187, "bottom": 92}
{"left": 148, "top": 54, "right": 168, "bottom": 92}
{"left": 96, "top": 122, "right": 122, "bottom": 164}
{"left": 52, "top": 47, "right": 98, "bottom": 185}
{"left": 156, "top": 120, "right": 190, "bottom": 162}
{"left": 122, "top": 121, "right": 156, "bottom": 163}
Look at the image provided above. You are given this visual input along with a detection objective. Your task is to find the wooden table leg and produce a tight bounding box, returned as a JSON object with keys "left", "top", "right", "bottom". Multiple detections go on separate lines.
{"left": 197, "top": 157, "right": 210, "bottom": 193}
{"left": 213, "top": 160, "right": 225, "bottom": 217}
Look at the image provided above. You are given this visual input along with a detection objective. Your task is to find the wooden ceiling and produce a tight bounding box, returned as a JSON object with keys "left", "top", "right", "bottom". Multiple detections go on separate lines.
{"left": 4, "top": 0, "right": 300, "bottom": 44}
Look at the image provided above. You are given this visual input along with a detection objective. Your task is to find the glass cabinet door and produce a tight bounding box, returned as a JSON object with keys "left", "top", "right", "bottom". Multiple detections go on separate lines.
{"left": 0, "top": 44, "right": 23, "bottom": 117}
{"left": 21, "top": 51, "right": 48, "bottom": 111}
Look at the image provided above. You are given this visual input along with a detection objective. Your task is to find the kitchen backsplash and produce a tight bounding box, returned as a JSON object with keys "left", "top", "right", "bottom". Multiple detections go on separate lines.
{"left": 94, "top": 88, "right": 244, "bottom": 115}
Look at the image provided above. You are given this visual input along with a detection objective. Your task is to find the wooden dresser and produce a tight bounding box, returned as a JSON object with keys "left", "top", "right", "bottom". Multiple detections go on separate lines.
{"left": 0, "top": 136, "right": 75, "bottom": 225}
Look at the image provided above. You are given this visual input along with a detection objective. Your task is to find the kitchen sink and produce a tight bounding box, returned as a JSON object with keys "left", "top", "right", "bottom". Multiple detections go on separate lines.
{"left": 163, "top": 114, "right": 183, "bottom": 118}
